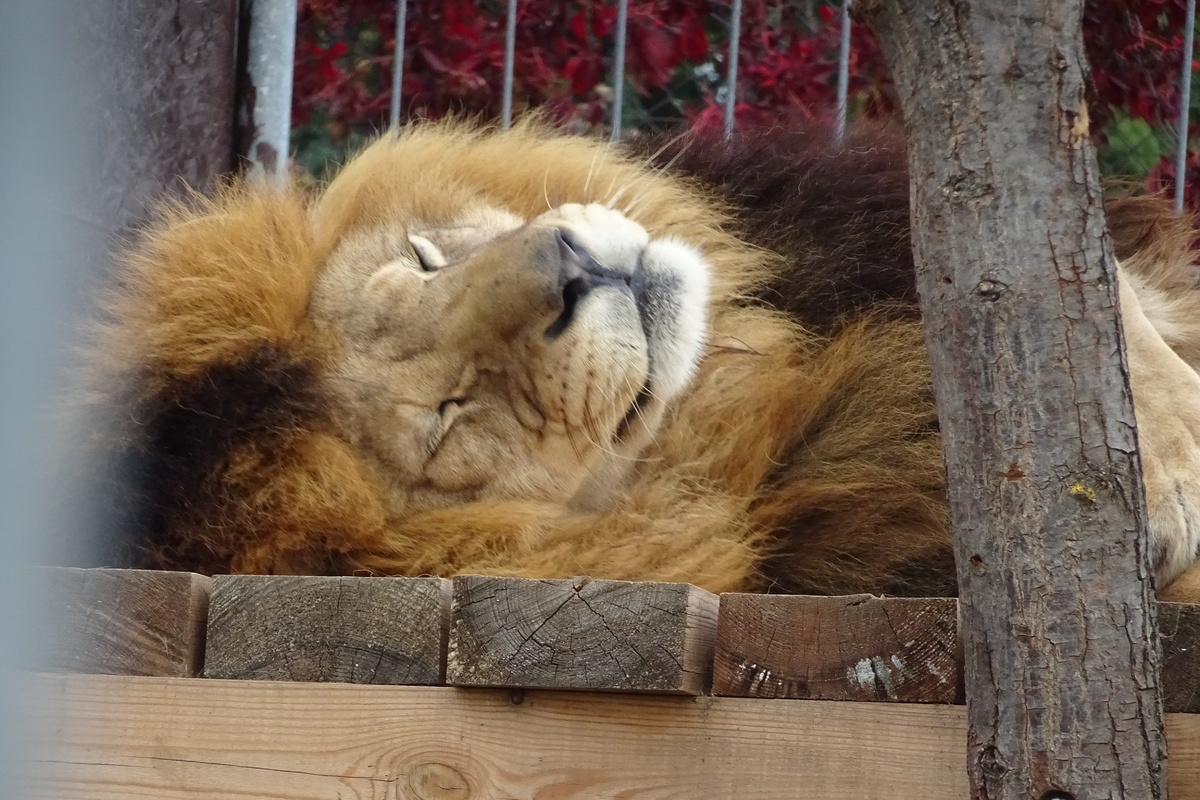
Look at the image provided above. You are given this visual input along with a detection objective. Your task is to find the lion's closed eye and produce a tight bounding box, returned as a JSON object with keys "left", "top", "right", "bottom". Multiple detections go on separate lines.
{"left": 425, "top": 404, "right": 460, "bottom": 456}
{"left": 408, "top": 234, "right": 447, "bottom": 271}
{"left": 438, "top": 397, "right": 466, "bottom": 416}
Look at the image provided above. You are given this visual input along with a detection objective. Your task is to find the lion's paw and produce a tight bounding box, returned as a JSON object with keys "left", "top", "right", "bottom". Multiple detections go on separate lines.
{"left": 1141, "top": 429, "right": 1200, "bottom": 586}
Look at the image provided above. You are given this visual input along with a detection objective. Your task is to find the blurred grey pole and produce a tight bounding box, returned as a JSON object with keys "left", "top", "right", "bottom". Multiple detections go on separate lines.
{"left": 724, "top": 0, "right": 743, "bottom": 139}
{"left": 835, "top": 0, "right": 852, "bottom": 143}
{"left": 611, "top": 0, "right": 629, "bottom": 140}
{"left": 1, "top": 1, "right": 105, "bottom": 788}
{"left": 238, "top": 0, "right": 298, "bottom": 186}
{"left": 390, "top": 0, "right": 408, "bottom": 129}
{"left": 502, "top": 0, "right": 518, "bottom": 128}
{"left": 1175, "top": 0, "right": 1196, "bottom": 211}
{"left": 3, "top": 0, "right": 235, "bottom": 790}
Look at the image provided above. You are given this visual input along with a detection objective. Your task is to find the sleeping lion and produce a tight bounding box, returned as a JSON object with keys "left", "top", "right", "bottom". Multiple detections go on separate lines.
{"left": 83, "top": 119, "right": 1200, "bottom": 599}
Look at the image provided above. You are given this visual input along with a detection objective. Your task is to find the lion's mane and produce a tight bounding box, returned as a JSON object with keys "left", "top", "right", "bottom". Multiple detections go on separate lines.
{"left": 78, "top": 120, "right": 1196, "bottom": 596}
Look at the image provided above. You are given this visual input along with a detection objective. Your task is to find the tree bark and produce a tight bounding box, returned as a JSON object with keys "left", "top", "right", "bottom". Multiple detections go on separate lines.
{"left": 857, "top": 1, "right": 1166, "bottom": 798}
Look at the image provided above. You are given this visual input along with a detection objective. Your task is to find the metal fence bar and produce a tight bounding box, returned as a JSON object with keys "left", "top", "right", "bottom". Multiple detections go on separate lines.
{"left": 502, "top": 0, "right": 518, "bottom": 129}
{"left": 239, "top": 0, "right": 297, "bottom": 186}
{"left": 611, "top": 0, "right": 629, "bottom": 140}
{"left": 723, "top": 0, "right": 743, "bottom": 139}
{"left": 390, "top": 0, "right": 408, "bottom": 129}
{"left": 1176, "top": 0, "right": 1197, "bottom": 211}
{"left": 835, "top": 0, "right": 852, "bottom": 142}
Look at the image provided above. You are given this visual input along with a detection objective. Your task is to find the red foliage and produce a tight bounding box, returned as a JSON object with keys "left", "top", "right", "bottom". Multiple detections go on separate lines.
{"left": 293, "top": 0, "right": 1195, "bottom": 204}
{"left": 293, "top": 0, "right": 895, "bottom": 136}
{"left": 1149, "top": 150, "right": 1200, "bottom": 210}
{"left": 1085, "top": 0, "right": 1189, "bottom": 128}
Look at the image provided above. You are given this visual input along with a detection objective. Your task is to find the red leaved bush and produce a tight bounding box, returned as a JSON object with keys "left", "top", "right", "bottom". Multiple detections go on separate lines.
{"left": 292, "top": 1, "right": 892, "bottom": 148}
{"left": 293, "top": 0, "right": 1195, "bottom": 207}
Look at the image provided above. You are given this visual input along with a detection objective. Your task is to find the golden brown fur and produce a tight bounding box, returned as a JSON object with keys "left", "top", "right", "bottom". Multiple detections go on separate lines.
{"left": 80, "top": 120, "right": 1200, "bottom": 597}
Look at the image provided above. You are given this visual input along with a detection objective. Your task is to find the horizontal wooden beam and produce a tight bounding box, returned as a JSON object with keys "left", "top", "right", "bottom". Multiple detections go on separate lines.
{"left": 17, "top": 673, "right": 1200, "bottom": 800}
{"left": 31, "top": 567, "right": 209, "bottom": 677}
{"left": 35, "top": 568, "right": 1200, "bottom": 711}
{"left": 447, "top": 575, "right": 718, "bottom": 694}
{"left": 1161, "top": 601, "right": 1200, "bottom": 714}
{"left": 713, "top": 593, "right": 960, "bottom": 702}
{"left": 205, "top": 575, "right": 449, "bottom": 684}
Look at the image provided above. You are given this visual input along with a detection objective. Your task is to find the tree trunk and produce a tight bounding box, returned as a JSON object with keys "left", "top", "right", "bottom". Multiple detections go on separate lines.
{"left": 857, "top": 1, "right": 1166, "bottom": 798}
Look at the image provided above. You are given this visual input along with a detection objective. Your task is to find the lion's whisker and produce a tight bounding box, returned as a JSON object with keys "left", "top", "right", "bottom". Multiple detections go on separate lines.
{"left": 619, "top": 374, "right": 661, "bottom": 450}
{"left": 655, "top": 137, "right": 694, "bottom": 176}
{"left": 606, "top": 185, "right": 628, "bottom": 210}
{"left": 640, "top": 128, "right": 694, "bottom": 172}
{"left": 583, "top": 147, "right": 604, "bottom": 202}
{"left": 706, "top": 335, "right": 765, "bottom": 357}
{"left": 622, "top": 193, "right": 649, "bottom": 220}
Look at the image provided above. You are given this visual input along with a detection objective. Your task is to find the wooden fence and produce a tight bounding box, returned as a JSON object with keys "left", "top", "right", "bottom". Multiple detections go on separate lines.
{"left": 16, "top": 567, "right": 1200, "bottom": 798}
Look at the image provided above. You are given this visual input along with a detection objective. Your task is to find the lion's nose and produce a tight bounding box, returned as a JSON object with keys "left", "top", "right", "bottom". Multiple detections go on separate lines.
{"left": 545, "top": 228, "right": 631, "bottom": 339}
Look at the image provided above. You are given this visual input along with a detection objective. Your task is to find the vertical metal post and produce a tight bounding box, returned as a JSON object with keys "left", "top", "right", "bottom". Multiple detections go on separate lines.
{"left": 390, "top": 0, "right": 408, "bottom": 129}
{"left": 1175, "top": 0, "right": 1196, "bottom": 211}
{"left": 723, "top": 0, "right": 743, "bottom": 139}
{"left": 502, "top": 0, "right": 518, "bottom": 128}
{"left": 1, "top": 4, "right": 98, "bottom": 780}
{"left": 835, "top": 0, "right": 852, "bottom": 143}
{"left": 238, "top": 0, "right": 298, "bottom": 186}
{"left": 610, "top": 0, "right": 629, "bottom": 140}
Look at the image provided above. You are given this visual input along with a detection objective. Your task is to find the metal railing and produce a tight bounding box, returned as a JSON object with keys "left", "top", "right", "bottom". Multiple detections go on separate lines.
{"left": 249, "top": 0, "right": 1197, "bottom": 205}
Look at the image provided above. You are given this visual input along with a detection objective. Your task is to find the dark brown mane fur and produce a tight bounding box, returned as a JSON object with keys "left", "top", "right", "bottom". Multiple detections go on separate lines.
{"left": 630, "top": 123, "right": 916, "bottom": 333}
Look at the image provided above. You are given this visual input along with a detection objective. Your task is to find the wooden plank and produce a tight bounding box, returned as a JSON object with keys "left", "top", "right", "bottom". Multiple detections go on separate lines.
{"left": 1160, "top": 602, "right": 1200, "bottom": 714}
{"left": 204, "top": 575, "right": 450, "bottom": 684}
{"left": 30, "top": 567, "right": 209, "bottom": 678}
{"left": 17, "top": 673, "right": 1200, "bottom": 800}
{"left": 447, "top": 576, "right": 717, "bottom": 694}
{"left": 713, "top": 593, "right": 960, "bottom": 703}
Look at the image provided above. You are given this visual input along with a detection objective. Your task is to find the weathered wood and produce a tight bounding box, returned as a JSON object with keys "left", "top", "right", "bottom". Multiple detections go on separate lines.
{"left": 204, "top": 575, "right": 450, "bottom": 684}
{"left": 447, "top": 575, "right": 717, "bottom": 694}
{"left": 1162, "top": 602, "right": 1200, "bottom": 714}
{"left": 68, "top": 0, "right": 239, "bottom": 568}
{"left": 713, "top": 593, "right": 959, "bottom": 703}
{"left": 858, "top": 0, "right": 1165, "bottom": 797}
{"left": 19, "top": 673, "right": 1200, "bottom": 800}
{"left": 30, "top": 567, "right": 209, "bottom": 677}
{"left": 84, "top": 0, "right": 237, "bottom": 235}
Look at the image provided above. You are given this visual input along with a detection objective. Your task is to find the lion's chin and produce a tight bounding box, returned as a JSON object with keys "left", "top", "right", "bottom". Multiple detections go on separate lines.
{"left": 631, "top": 237, "right": 711, "bottom": 405}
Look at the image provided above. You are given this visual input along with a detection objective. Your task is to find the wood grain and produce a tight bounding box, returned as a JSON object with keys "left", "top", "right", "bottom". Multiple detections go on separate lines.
{"left": 30, "top": 567, "right": 209, "bottom": 677}
{"left": 69, "top": 0, "right": 239, "bottom": 568}
{"left": 713, "top": 593, "right": 960, "bottom": 703}
{"left": 1161, "top": 602, "right": 1200, "bottom": 714}
{"left": 17, "top": 673, "right": 1200, "bottom": 800}
{"left": 84, "top": 0, "right": 237, "bottom": 235}
{"left": 448, "top": 576, "right": 718, "bottom": 694}
{"left": 204, "top": 575, "right": 450, "bottom": 684}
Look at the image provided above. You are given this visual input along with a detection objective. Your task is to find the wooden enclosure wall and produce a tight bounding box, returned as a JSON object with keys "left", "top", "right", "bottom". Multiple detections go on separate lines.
{"left": 19, "top": 567, "right": 1200, "bottom": 799}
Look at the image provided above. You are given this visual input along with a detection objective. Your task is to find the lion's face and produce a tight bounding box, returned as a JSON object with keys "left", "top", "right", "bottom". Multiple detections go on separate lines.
{"left": 309, "top": 191, "right": 710, "bottom": 516}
